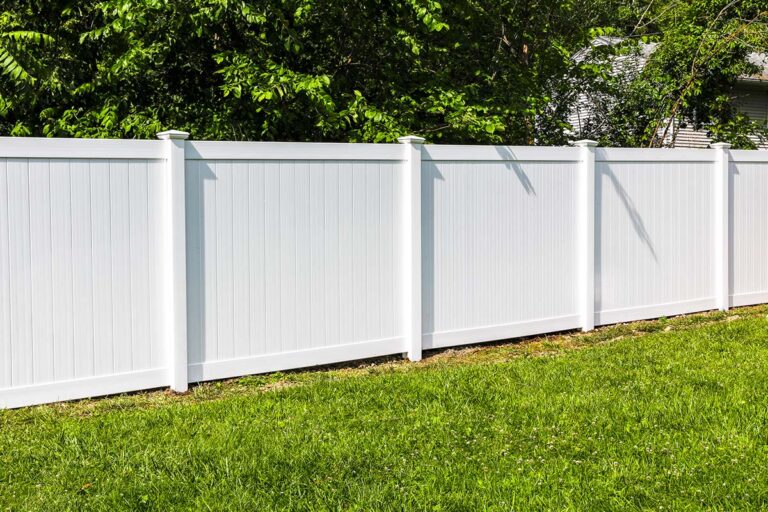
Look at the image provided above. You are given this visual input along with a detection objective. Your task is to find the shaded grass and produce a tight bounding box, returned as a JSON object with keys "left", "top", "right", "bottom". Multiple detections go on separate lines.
{"left": 3, "top": 306, "right": 768, "bottom": 510}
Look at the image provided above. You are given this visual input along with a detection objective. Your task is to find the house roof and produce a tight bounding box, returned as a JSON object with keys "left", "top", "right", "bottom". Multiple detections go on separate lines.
{"left": 744, "top": 53, "right": 768, "bottom": 82}
{"left": 577, "top": 37, "right": 768, "bottom": 84}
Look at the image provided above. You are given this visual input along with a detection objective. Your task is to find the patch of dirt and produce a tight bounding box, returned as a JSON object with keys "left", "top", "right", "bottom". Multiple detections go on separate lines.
{"left": 259, "top": 381, "right": 302, "bottom": 393}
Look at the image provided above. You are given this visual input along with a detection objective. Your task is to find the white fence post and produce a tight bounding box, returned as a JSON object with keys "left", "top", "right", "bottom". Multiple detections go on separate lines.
{"left": 398, "top": 135, "right": 425, "bottom": 361}
{"left": 575, "top": 140, "right": 597, "bottom": 331}
{"left": 157, "top": 130, "right": 190, "bottom": 392}
{"left": 713, "top": 142, "right": 731, "bottom": 311}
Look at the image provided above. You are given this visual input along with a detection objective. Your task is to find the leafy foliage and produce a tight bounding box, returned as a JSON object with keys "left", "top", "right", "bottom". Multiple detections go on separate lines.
{"left": 0, "top": 0, "right": 611, "bottom": 141}
{"left": 0, "top": 31, "right": 54, "bottom": 83}
{"left": 573, "top": 0, "right": 768, "bottom": 148}
{"left": 0, "top": 0, "right": 766, "bottom": 146}
{"left": 0, "top": 9, "right": 57, "bottom": 135}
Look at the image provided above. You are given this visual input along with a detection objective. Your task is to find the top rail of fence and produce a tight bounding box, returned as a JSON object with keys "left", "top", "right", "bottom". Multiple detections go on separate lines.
{"left": 595, "top": 148, "right": 717, "bottom": 162}
{"left": 185, "top": 141, "right": 403, "bottom": 161}
{"left": 2, "top": 136, "right": 766, "bottom": 164}
{"left": 0, "top": 137, "right": 164, "bottom": 160}
{"left": 422, "top": 145, "right": 580, "bottom": 162}
{"left": 730, "top": 149, "right": 768, "bottom": 163}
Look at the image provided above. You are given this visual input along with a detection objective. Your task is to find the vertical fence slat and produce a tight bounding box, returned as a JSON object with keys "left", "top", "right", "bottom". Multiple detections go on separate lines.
{"left": 0, "top": 160, "right": 11, "bottom": 389}
{"left": 71, "top": 160, "right": 95, "bottom": 378}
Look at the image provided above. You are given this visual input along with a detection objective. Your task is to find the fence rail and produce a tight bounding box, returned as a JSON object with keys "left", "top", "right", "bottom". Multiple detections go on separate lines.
{"left": 1, "top": 133, "right": 766, "bottom": 408}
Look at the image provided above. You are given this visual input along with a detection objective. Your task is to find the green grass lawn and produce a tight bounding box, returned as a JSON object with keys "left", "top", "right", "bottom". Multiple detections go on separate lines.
{"left": 3, "top": 307, "right": 768, "bottom": 510}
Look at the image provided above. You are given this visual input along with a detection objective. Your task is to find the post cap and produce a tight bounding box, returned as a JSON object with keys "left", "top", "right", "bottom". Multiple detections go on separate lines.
{"left": 397, "top": 135, "right": 426, "bottom": 144}
{"left": 156, "top": 130, "right": 190, "bottom": 140}
{"left": 711, "top": 142, "right": 731, "bottom": 149}
{"left": 573, "top": 139, "right": 598, "bottom": 147}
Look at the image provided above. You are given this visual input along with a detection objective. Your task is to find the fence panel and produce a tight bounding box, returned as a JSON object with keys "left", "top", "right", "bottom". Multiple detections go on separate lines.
{"left": 184, "top": 142, "right": 405, "bottom": 383}
{"left": 594, "top": 149, "right": 716, "bottom": 324}
{"left": 730, "top": 150, "right": 768, "bottom": 307}
{"left": 0, "top": 139, "right": 168, "bottom": 407}
{"left": 421, "top": 146, "right": 582, "bottom": 349}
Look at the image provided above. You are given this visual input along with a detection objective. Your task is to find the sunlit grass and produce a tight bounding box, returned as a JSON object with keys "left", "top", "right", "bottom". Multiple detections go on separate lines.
{"left": 2, "top": 306, "right": 768, "bottom": 510}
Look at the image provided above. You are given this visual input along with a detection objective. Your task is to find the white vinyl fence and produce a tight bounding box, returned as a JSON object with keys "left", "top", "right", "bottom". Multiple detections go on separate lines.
{"left": 0, "top": 133, "right": 765, "bottom": 407}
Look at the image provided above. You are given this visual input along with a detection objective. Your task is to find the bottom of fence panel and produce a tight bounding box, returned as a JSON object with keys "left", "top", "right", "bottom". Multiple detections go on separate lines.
{"left": 730, "top": 291, "right": 768, "bottom": 308}
{"left": 0, "top": 369, "right": 168, "bottom": 409}
{"left": 422, "top": 315, "right": 581, "bottom": 350}
{"left": 187, "top": 337, "right": 405, "bottom": 383}
{"left": 595, "top": 298, "right": 718, "bottom": 326}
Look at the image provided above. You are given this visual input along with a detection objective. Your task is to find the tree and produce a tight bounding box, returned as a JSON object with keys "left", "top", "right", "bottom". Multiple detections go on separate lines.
{"left": 0, "top": 8, "right": 55, "bottom": 135}
{"left": 0, "top": 0, "right": 614, "bottom": 142}
{"left": 3, "top": 0, "right": 765, "bottom": 146}
{"left": 573, "top": 0, "right": 768, "bottom": 148}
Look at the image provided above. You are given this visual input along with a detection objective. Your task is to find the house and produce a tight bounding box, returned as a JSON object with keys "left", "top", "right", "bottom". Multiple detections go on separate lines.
{"left": 569, "top": 38, "right": 768, "bottom": 149}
